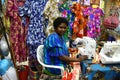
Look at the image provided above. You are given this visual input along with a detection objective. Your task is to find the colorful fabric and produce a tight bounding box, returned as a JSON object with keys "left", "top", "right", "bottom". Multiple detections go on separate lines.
{"left": 83, "top": 7, "right": 104, "bottom": 38}
{"left": 58, "top": 1, "right": 75, "bottom": 41}
{"left": 81, "top": 60, "right": 120, "bottom": 80}
{"left": 43, "top": 0, "right": 61, "bottom": 36}
{"left": 18, "top": 0, "right": 48, "bottom": 67}
{"left": 44, "top": 32, "right": 69, "bottom": 75}
{"left": 71, "top": 3, "right": 85, "bottom": 38}
{"left": 6, "top": 0, "right": 28, "bottom": 62}
{"left": 62, "top": 62, "right": 81, "bottom": 80}
{"left": 18, "top": 0, "right": 47, "bottom": 46}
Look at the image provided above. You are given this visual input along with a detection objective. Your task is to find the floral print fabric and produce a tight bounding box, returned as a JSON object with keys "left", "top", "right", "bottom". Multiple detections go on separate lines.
{"left": 58, "top": 1, "right": 74, "bottom": 41}
{"left": 43, "top": 0, "right": 61, "bottom": 36}
{"left": 18, "top": 0, "right": 48, "bottom": 67}
{"left": 6, "top": 0, "right": 28, "bottom": 62}
{"left": 83, "top": 7, "right": 104, "bottom": 38}
{"left": 19, "top": 0, "right": 47, "bottom": 46}
{"left": 72, "top": 3, "right": 85, "bottom": 38}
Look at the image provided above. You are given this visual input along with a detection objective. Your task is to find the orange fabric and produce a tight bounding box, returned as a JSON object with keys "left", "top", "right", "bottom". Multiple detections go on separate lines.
{"left": 72, "top": 3, "right": 85, "bottom": 38}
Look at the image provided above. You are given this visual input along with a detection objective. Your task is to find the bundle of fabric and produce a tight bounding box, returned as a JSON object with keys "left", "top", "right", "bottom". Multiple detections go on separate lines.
{"left": 103, "top": 15, "right": 119, "bottom": 29}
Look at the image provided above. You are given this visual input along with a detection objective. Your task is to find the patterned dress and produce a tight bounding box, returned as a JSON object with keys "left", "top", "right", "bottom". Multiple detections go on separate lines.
{"left": 83, "top": 7, "right": 104, "bottom": 38}
{"left": 72, "top": 3, "right": 85, "bottom": 38}
{"left": 58, "top": 1, "right": 75, "bottom": 41}
{"left": 18, "top": 0, "right": 48, "bottom": 67}
{"left": 6, "top": 0, "right": 28, "bottom": 62}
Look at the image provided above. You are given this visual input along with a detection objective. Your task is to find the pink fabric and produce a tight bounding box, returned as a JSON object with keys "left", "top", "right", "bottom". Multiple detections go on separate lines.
{"left": 104, "top": 15, "right": 119, "bottom": 29}
{"left": 62, "top": 62, "right": 81, "bottom": 80}
{"left": 6, "top": 0, "right": 28, "bottom": 62}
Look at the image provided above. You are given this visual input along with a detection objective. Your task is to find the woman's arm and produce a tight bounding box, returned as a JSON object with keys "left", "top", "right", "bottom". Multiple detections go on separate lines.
{"left": 58, "top": 55, "right": 88, "bottom": 63}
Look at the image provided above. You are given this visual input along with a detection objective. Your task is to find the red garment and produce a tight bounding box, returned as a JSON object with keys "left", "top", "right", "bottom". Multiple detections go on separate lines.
{"left": 6, "top": 0, "right": 28, "bottom": 62}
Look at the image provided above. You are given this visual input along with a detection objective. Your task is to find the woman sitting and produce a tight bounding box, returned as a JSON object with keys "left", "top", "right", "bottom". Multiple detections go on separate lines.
{"left": 43, "top": 17, "right": 88, "bottom": 75}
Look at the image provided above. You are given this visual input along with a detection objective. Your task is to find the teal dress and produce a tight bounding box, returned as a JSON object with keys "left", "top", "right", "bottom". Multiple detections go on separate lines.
{"left": 44, "top": 32, "right": 69, "bottom": 75}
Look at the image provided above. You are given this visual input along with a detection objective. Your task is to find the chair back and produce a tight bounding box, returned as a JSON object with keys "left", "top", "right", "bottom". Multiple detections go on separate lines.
{"left": 37, "top": 45, "right": 64, "bottom": 76}
{"left": 37, "top": 45, "right": 44, "bottom": 66}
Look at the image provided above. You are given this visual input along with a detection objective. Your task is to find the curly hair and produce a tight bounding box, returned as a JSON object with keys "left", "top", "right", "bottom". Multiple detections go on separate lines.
{"left": 53, "top": 17, "right": 68, "bottom": 29}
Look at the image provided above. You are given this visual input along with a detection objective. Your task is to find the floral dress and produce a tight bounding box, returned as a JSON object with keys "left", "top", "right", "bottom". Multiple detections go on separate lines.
{"left": 18, "top": 0, "right": 48, "bottom": 67}
{"left": 83, "top": 7, "right": 104, "bottom": 38}
{"left": 71, "top": 3, "right": 85, "bottom": 38}
{"left": 59, "top": 1, "right": 75, "bottom": 41}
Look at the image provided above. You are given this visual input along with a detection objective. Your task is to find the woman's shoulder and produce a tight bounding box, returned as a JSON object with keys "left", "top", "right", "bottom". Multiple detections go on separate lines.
{"left": 47, "top": 32, "right": 58, "bottom": 39}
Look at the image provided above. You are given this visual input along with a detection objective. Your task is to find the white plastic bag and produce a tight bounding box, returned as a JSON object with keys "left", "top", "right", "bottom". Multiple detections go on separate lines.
{"left": 99, "top": 41, "right": 120, "bottom": 64}
{"left": 2, "top": 67, "right": 18, "bottom": 80}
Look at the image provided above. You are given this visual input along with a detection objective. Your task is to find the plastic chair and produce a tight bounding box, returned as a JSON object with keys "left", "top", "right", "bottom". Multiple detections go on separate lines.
{"left": 36, "top": 45, "right": 64, "bottom": 76}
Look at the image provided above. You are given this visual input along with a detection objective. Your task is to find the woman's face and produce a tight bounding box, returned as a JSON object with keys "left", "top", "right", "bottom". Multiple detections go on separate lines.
{"left": 55, "top": 23, "right": 67, "bottom": 36}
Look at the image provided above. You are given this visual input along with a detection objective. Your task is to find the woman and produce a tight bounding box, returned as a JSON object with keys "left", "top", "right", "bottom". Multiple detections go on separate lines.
{"left": 44, "top": 17, "right": 88, "bottom": 75}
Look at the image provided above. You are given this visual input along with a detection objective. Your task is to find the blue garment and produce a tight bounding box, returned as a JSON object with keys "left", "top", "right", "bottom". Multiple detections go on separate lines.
{"left": 18, "top": 0, "right": 48, "bottom": 65}
{"left": 44, "top": 32, "right": 69, "bottom": 75}
{"left": 0, "top": 59, "right": 13, "bottom": 76}
{"left": 19, "top": 0, "right": 48, "bottom": 46}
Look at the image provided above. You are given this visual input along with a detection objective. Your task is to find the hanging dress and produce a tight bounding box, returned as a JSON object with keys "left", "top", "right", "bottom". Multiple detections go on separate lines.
{"left": 83, "top": 7, "right": 104, "bottom": 38}
{"left": 18, "top": 0, "right": 48, "bottom": 67}
{"left": 59, "top": 1, "right": 75, "bottom": 41}
{"left": 43, "top": 0, "right": 61, "bottom": 36}
{"left": 6, "top": 0, "right": 28, "bottom": 62}
{"left": 72, "top": 3, "right": 85, "bottom": 38}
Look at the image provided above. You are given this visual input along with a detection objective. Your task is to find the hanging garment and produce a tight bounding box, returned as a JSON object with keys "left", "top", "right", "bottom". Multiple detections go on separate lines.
{"left": 18, "top": 0, "right": 47, "bottom": 46}
{"left": 59, "top": 1, "right": 75, "bottom": 41}
{"left": 18, "top": 0, "right": 48, "bottom": 67}
{"left": 83, "top": 7, "right": 104, "bottom": 38}
{"left": 6, "top": 0, "right": 28, "bottom": 62}
{"left": 72, "top": 3, "right": 85, "bottom": 38}
{"left": 43, "top": 0, "right": 61, "bottom": 36}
